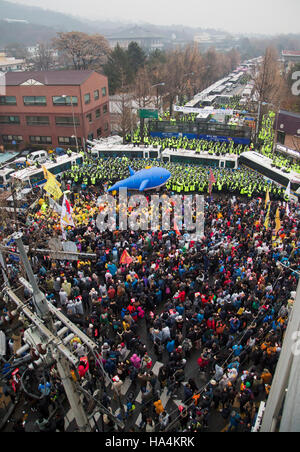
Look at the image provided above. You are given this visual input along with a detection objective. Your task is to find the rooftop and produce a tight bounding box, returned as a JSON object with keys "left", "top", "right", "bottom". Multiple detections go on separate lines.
{"left": 4, "top": 70, "right": 95, "bottom": 86}
{"left": 106, "top": 25, "right": 163, "bottom": 40}
{"left": 282, "top": 50, "right": 300, "bottom": 57}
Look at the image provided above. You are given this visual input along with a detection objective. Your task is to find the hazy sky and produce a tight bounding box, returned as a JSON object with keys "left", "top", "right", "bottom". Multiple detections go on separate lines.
{"left": 9, "top": 0, "right": 300, "bottom": 35}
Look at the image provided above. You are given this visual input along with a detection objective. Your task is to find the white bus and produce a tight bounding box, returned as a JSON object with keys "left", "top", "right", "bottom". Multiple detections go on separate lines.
{"left": 239, "top": 151, "right": 300, "bottom": 196}
{"left": 0, "top": 167, "right": 16, "bottom": 188}
{"left": 10, "top": 152, "right": 83, "bottom": 188}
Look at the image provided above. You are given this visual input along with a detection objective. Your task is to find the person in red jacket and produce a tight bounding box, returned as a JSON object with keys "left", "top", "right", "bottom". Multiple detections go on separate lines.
{"left": 78, "top": 357, "right": 89, "bottom": 379}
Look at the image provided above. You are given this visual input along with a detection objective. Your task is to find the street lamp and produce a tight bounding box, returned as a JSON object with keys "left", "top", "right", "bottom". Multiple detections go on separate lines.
{"left": 151, "top": 82, "right": 165, "bottom": 112}
{"left": 61, "top": 95, "right": 79, "bottom": 153}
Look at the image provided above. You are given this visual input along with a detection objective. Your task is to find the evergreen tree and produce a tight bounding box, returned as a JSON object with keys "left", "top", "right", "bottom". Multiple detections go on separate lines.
{"left": 127, "top": 41, "right": 146, "bottom": 77}
{"left": 103, "top": 44, "right": 131, "bottom": 95}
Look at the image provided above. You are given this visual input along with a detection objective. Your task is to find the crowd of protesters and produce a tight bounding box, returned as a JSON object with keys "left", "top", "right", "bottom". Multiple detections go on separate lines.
{"left": 0, "top": 156, "right": 299, "bottom": 433}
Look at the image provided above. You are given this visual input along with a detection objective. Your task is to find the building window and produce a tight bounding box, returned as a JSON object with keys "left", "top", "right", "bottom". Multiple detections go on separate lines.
{"left": 0, "top": 96, "right": 17, "bottom": 105}
{"left": 104, "top": 122, "right": 108, "bottom": 131}
{"left": 23, "top": 96, "right": 47, "bottom": 106}
{"left": 84, "top": 93, "right": 91, "bottom": 104}
{"left": 102, "top": 87, "right": 107, "bottom": 97}
{"left": 26, "top": 116, "right": 49, "bottom": 126}
{"left": 94, "top": 89, "right": 99, "bottom": 100}
{"left": 58, "top": 136, "right": 82, "bottom": 145}
{"left": 0, "top": 115, "right": 20, "bottom": 124}
{"left": 55, "top": 116, "right": 80, "bottom": 126}
{"left": 95, "top": 108, "right": 100, "bottom": 118}
{"left": 2, "top": 135, "right": 23, "bottom": 143}
{"left": 52, "top": 96, "right": 78, "bottom": 106}
{"left": 103, "top": 103, "right": 108, "bottom": 114}
{"left": 86, "top": 113, "right": 92, "bottom": 123}
{"left": 29, "top": 136, "right": 52, "bottom": 144}
{"left": 97, "top": 128, "right": 102, "bottom": 137}
{"left": 87, "top": 133, "right": 93, "bottom": 141}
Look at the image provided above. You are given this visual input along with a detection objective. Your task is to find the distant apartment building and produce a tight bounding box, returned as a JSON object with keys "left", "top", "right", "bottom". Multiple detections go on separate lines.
{"left": 0, "top": 70, "right": 110, "bottom": 150}
{"left": 0, "top": 52, "right": 26, "bottom": 72}
{"left": 106, "top": 26, "right": 164, "bottom": 51}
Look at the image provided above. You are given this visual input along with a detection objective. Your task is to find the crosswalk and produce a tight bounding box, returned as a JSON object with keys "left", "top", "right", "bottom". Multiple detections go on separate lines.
{"left": 64, "top": 359, "right": 188, "bottom": 431}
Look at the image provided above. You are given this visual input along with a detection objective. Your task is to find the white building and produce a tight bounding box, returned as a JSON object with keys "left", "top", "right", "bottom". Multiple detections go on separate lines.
{"left": 0, "top": 52, "right": 26, "bottom": 72}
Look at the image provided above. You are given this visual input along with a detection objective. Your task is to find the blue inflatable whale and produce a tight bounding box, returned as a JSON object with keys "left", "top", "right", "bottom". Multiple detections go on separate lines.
{"left": 108, "top": 166, "right": 171, "bottom": 192}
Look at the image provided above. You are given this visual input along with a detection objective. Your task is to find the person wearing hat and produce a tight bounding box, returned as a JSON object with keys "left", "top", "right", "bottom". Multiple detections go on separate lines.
{"left": 112, "top": 375, "right": 123, "bottom": 400}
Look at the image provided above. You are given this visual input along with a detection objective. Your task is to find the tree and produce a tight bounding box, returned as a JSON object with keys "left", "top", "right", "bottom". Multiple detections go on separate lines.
{"left": 111, "top": 91, "right": 137, "bottom": 139}
{"left": 29, "top": 42, "right": 55, "bottom": 71}
{"left": 131, "top": 67, "right": 153, "bottom": 142}
{"left": 4, "top": 42, "right": 28, "bottom": 59}
{"left": 52, "top": 31, "right": 110, "bottom": 70}
{"left": 253, "top": 47, "right": 283, "bottom": 106}
{"left": 103, "top": 44, "right": 132, "bottom": 95}
{"left": 253, "top": 47, "right": 285, "bottom": 140}
{"left": 127, "top": 42, "right": 146, "bottom": 78}
{"left": 160, "top": 45, "right": 203, "bottom": 114}
{"left": 110, "top": 72, "right": 137, "bottom": 138}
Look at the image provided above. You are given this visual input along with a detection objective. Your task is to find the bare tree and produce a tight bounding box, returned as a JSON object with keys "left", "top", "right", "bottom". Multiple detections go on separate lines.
{"left": 160, "top": 48, "right": 188, "bottom": 115}
{"left": 253, "top": 47, "right": 283, "bottom": 105}
{"left": 111, "top": 73, "right": 137, "bottom": 139}
{"left": 29, "top": 42, "right": 55, "bottom": 71}
{"left": 53, "top": 32, "right": 110, "bottom": 70}
{"left": 253, "top": 47, "right": 285, "bottom": 140}
{"left": 131, "top": 67, "right": 154, "bottom": 142}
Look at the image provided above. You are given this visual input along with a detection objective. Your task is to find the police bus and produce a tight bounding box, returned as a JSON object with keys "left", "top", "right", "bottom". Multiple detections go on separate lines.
{"left": 10, "top": 152, "right": 83, "bottom": 188}
{"left": 239, "top": 151, "right": 300, "bottom": 196}
{"left": 0, "top": 167, "right": 16, "bottom": 188}
{"left": 90, "top": 144, "right": 160, "bottom": 161}
{"left": 161, "top": 149, "right": 238, "bottom": 169}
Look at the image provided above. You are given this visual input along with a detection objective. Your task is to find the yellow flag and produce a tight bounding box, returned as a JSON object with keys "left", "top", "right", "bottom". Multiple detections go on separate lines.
{"left": 264, "top": 189, "right": 270, "bottom": 209}
{"left": 42, "top": 165, "right": 61, "bottom": 186}
{"left": 264, "top": 202, "right": 271, "bottom": 229}
{"left": 275, "top": 207, "right": 281, "bottom": 234}
{"left": 44, "top": 177, "right": 63, "bottom": 200}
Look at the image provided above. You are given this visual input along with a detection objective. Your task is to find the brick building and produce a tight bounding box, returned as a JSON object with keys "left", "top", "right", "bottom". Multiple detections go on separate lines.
{"left": 0, "top": 70, "right": 111, "bottom": 150}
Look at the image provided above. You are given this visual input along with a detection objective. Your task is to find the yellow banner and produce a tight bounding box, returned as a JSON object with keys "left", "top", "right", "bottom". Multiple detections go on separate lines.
{"left": 264, "top": 189, "right": 270, "bottom": 209}
{"left": 42, "top": 165, "right": 61, "bottom": 186}
{"left": 44, "top": 178, "right": 63, "bottom": 200}
{"left": 275, "top": 207, "right": 281, "bottom": 234}
{"left": 264, "top": 203, "right": 271, "bottom": 230}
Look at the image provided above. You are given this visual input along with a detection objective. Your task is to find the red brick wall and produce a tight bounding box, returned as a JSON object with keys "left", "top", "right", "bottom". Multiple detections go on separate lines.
{"left": 0, "top": 71, "right": 110, "bottom": 149}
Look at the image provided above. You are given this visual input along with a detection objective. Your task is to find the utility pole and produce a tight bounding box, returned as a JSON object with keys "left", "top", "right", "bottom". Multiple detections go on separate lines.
{"left": 55, "top": 353, "right": 92, "bottom": 432}
{"left": 10, "top": 178, "right": 19, "bottom": 232}
{"left": 2, "top": 233, "right": 125, "bottom": 431}
{"left": 13, "top": 232, "right": 49, "bottom": 321}
{"left": 9, "top": 231, "right": 92, "bottom": 432}
{"left": 0, "top": 249, "right": 9, "bottom": 286}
